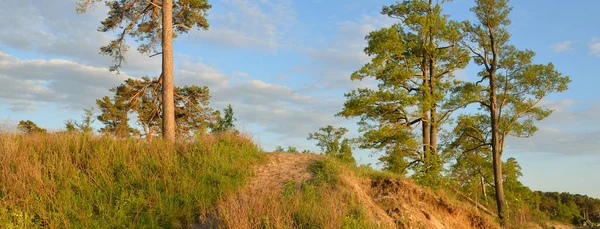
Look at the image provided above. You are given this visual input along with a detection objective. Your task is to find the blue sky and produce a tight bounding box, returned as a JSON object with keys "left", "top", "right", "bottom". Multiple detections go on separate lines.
{"left": 0, "top": 0, "right": 599, "bottom": 198}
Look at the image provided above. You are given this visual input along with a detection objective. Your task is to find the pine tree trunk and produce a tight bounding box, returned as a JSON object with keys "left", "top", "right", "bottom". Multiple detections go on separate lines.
{"left": 490, "top": 70, "right": 506, "bottom": 222}
{"left": 425, "top": 1, "right": 436, "bottom": 171}
{"left": 422, "top": 59, "right": 430, "bottom": 166}
{"left": 429, "top": 57, "right": 437, "bottom": 162}
{"left": 161, "top": 0, "right": 176, "bottom": 142}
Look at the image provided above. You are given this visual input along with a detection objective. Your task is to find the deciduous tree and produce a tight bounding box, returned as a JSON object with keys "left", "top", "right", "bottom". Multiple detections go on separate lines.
{"left": 308, "top": 125, "right": 356, "bottom": 164}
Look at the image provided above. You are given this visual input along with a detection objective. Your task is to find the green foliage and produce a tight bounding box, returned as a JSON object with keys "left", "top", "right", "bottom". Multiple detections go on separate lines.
{"left": 96, "top": 96, "right": 137, "bottom": 137}
{"left": 16, "top": 120, "right": 46, "bottom": 134}
{"left": 64, "top": 120, "right": 77, "bottom": 133}
{"left": 537, "top": 191, "right": 600, "bottom": 226}
{"left": 77, "top": 108, "right": 96, "bottom": 134}
{"left": 309, "top": 159, "right": 340, "bottom": 186}
{"left": 174, "top": 85, "right": 214, "bottom": 136}
{"left": 76, "top": 0, "right": 212, "bottom": 71}
{"left": 338, "top": 0, "right": 470, "bottom": 180}
{"left": 338, "top": 139, "right": 356, "bottom": 165}
{"left": 454, "top": 0, "right": 571, "bottom": 222}
{"left": 212, "top": 104, "right": 237, "bottom": 133}
{"left": 0, "top": 132, "right": 262, "bottom": 228}
{"left": 106, "top": 77, "right": 216, "bottom": 138}
{"left": 274, "top": 145, "right": 285, "bottom": 152}
{"left": 462, "top": 0, "right": 570, "bottom": 152}
{"left": 286, "top": 146, "right": 299, "bottom": 153}
{"left": 308, "top": 125, "right": 356, "bottom": 164}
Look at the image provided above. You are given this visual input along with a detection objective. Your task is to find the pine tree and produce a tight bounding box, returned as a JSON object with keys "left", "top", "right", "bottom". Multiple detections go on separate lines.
{"left": 64, "top": 120, "right": 77, "bottom": 133}
{"left": 96, "top": 96, "right": 137, "bottom": 137}
{"left": 77, "top": 0, "right": 211, "bottom": 142}
{"left": 17, "top": 120, "right": 46, "bottom": 134}
{"left": 461, "top": 0, "right": 570, "bottom": 221}
{"left": 338, "top": 0, "right": 469, "bottom": 180}
{"left": 212, "top": 104, "right": 237, "bottom": 133}
{"left": 108, "top": 77, "right": 215, "bottom": 138}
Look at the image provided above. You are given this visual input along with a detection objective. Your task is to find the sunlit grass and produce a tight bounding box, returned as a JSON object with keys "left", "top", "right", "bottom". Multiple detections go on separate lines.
{"left": 0, "top": 132, "right": 263, "bottom": 228}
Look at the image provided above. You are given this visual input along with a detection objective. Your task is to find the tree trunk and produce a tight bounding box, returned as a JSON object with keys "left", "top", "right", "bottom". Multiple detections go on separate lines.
{"left": 425, "top": 1, "right": 436, "bottom": 171}
{"left": 429, "top": 57, "right": 437, "bottom": 163}
{"left": 161, "top": 0, "right": 176, "bottom": 142}
{"left": 422, "top": 58, "right": 430, "bottom": 166}
{"left": 490, "top": 70, "right": 506, "bottom": 222}
{"left": 480, "top": 174, "right": 487, "bottom": 197}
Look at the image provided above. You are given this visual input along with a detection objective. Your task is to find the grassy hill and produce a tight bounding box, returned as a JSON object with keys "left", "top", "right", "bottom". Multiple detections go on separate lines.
{"left": 0, "top": 132, "right": 506, "bottom": 228}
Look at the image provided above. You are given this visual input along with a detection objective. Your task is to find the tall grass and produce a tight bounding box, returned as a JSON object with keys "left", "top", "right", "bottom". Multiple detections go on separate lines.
{"left": 0, "top": 132, "right": 263, "bottom": 228}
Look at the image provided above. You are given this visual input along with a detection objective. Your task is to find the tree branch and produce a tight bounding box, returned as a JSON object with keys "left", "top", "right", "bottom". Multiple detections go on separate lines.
{"left": 149, "top": 52, "right": 162, "bottom": 57}
{"left": 146, "top": 0, "right": 161, "bottom": 9}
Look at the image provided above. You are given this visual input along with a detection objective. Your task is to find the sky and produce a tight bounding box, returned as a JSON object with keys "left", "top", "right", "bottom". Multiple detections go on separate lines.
{"left": 0, "top": 0, "right": 599, "bottom": 198}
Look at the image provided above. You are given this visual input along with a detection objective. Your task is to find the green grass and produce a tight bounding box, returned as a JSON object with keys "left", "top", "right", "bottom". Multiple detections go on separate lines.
{"left": 0, "top": 132, "right": 263, "bottom": 228}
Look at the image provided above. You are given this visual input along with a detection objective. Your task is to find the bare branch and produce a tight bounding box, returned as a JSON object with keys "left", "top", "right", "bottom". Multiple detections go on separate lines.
{"left": 146, "top": 0, "right": 161, "bottom": 9}
{"left": 149, "top": 52, "right": 162, "bottom": 58}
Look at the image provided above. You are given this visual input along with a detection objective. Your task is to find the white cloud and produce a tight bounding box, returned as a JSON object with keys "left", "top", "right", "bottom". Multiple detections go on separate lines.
{"left": 188, "top": 0, "right": 297, "bottom": 50}
{"left": 589, "top": 38, "right": 600, "bottom": 56}
{"left": 0, "top": 51, "right": 132, "bottom": 112}
{"left": 550, "top": 40, "right": 574, "bottom": 53}
{"left": 300, "top": 14, "right": 394, "bottom": 90}
{"left": 506, "top": 99, "right": 600, "bottom": 155}
{"left": 177, "top": 59, "right": 230, "bottom": 88}
{"left": 0, "top": 50, "right": 343, "bottom": 146}
{"left": 0, "top": 0, "right": 161, "bottom": 75}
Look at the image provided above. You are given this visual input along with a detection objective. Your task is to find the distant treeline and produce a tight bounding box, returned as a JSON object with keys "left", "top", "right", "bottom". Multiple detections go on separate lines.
{"left": 535, "top": 191, "right": 600, "bottom": 226}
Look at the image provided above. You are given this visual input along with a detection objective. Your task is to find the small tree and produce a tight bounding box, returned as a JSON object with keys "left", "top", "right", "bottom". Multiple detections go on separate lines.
{"left": 286, "top": 146, "right": 299, "bottom": 153}
{"left": 338, "top": 138, "right": 356, "bottom": 164}
{"left": 274, "top": 146, "right": 285, "bottom": 152}
{"left": 64, "top": 120, "right": 78, "bottom": 133}
{"left": 308, "top": 125, "right": 356, "bottom": 164}
{"left": 17, "top": 120, "right": 46, "bottom": 134}
{"left": 212, "top": 104, "right": 237, "bottom": 133}
{"left": 76, "top": 108, "right": 96, "bottom": 134}
{"left": 96, "top": 96, "right": 137, "bottom": 137}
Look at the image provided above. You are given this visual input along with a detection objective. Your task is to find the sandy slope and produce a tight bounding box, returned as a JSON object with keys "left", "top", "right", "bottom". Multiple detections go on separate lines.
{"left": 220, "top": 152, "right": 500, "bottom": 229}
